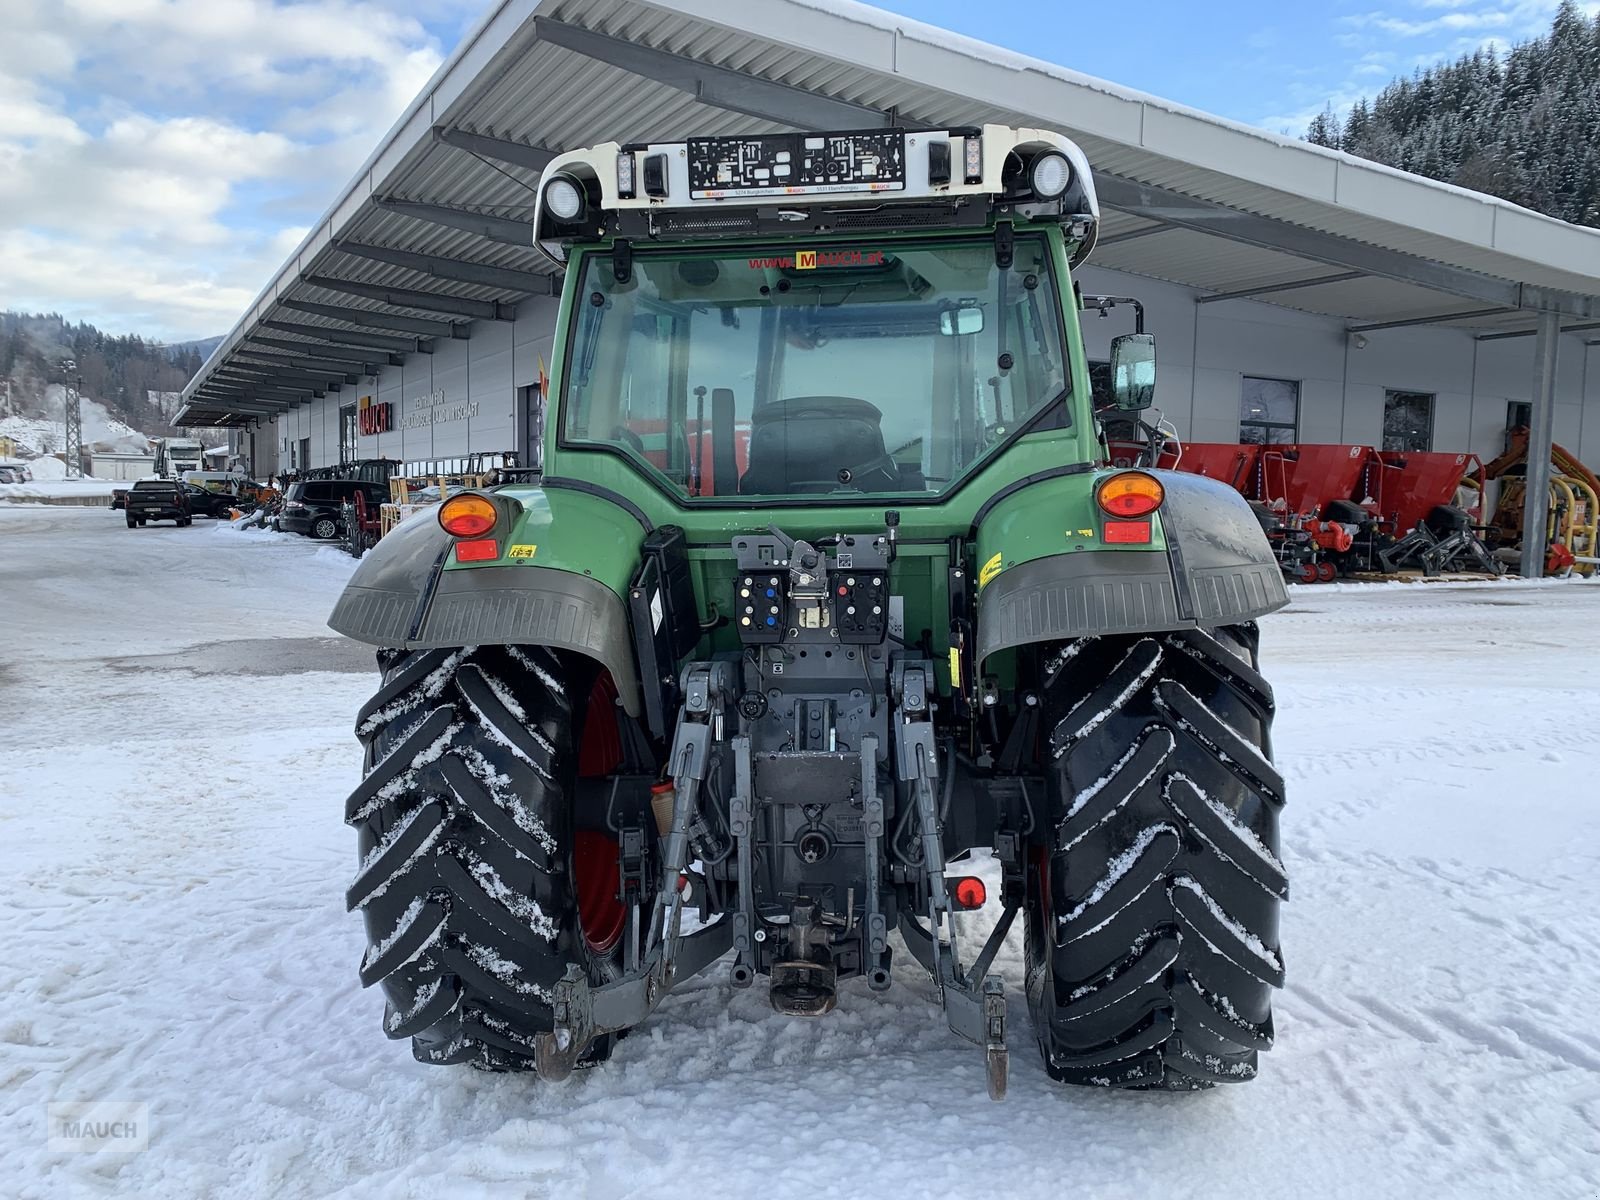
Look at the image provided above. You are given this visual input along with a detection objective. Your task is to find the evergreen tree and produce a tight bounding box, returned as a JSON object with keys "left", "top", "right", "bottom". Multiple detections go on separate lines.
{"left": 1305, "top": 5, "right": 1600, "bottom": 229}
{"left": 0, "top": 310, "right": 210, "bottom": 438}
{"left": 1307, "top": 104, "right": 1341, "bottom": 149}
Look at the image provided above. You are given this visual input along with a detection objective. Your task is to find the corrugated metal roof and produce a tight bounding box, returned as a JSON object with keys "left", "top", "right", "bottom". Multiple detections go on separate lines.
{"left": 179, "top": 0, "right": 1600, "bottom": 426}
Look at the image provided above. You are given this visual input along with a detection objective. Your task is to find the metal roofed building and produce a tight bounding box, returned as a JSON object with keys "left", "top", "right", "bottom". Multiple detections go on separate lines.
{"left": 182, "top": 0, "right": 1600, "bottom": 533}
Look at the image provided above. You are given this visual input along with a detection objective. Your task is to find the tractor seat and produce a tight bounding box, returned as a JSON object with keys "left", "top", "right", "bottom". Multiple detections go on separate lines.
{"left": 739, "top": 395, "right": 894, "bottom": 494}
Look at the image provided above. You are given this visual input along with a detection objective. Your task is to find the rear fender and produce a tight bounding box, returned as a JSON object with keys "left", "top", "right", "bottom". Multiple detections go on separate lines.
{"left": 327, "top": 485, "right": 647, "bottom": 714}
{"left": 975, "top": 469, "right": 1287, "bottom": 668}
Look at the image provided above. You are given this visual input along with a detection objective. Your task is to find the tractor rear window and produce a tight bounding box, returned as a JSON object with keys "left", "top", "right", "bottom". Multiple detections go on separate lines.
{"left": 560, "top": 236, "right": 1069, "bottom": 500}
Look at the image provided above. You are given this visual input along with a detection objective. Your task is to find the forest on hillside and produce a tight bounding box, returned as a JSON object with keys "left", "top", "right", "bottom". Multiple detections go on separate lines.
{"left": 0, "top": 311, "right": 210, "bottom": 436}
{"left": 1305, "top": 0, "right": 1600, "bottom": 228}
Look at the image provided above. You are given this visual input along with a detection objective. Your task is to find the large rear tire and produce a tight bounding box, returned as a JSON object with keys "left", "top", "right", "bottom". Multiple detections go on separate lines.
{"left": 1025, "top": 625, "right": 1286, "bottom": 1089}
{"left": 346, "top": 645, "right": 626, "bottom": 1070}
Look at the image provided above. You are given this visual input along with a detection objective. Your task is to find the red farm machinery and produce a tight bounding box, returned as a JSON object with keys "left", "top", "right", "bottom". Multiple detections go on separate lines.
{"left": 1162, "top": 442, "right": 1499, "bottom": 582}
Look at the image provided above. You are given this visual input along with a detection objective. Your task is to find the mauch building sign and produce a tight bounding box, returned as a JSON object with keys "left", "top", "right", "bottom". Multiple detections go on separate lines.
{"left": 358, "top": 395, "right": 393, "bottom": 435}
{"left": 401, "top": 388, "right": 479, "bottom": 430}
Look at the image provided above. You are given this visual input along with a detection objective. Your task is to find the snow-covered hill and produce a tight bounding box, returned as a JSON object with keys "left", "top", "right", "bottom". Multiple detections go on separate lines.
{"left": 0, "top": 385, "right": 154, "bottom": 461}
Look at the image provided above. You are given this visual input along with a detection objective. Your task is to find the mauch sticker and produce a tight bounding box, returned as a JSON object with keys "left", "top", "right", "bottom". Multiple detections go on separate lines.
{"left": 978, "top": 552, "right": 1004, "bottom": 589}
{"left": 507, "top": 544, "right": 538, "bottom": 559}
{"left": 746, "top": 249, "right": 887, "bottom": 270}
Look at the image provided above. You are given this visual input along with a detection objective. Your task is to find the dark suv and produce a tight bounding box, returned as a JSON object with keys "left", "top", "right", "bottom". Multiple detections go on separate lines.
{"left": 280, "top": 480, "right": 389, "bottom": 540}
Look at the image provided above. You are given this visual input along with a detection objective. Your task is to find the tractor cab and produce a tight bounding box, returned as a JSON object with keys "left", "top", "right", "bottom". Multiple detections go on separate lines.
{"left": 530, "top": 126, "right": 1106, "bottom": 506}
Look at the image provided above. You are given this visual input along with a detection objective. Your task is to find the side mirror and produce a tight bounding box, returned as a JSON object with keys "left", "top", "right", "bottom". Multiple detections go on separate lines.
{"left": 1109, "top": 333, "right": 1156, "bottom": 411}
{"left": 939, "top": 303, "right": 985, "bottom": 336}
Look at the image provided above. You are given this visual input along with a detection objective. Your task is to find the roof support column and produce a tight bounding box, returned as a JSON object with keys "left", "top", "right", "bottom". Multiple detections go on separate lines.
{"left": 1519, "top": 309, "right": 1561, "bottom": 579}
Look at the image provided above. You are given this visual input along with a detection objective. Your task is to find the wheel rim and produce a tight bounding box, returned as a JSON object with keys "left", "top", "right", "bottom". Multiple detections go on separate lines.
{"left": 1297, "top": 563, "right": 1318, "bottom": 584}
{"left": 573, "top": 830, "right": 626, "bottom": 954}
{"left": 1317, "top": 562, "right": 1337, "bottom": 582}
{"left": 314, "top": 519, "right": 337, "bottom": 538}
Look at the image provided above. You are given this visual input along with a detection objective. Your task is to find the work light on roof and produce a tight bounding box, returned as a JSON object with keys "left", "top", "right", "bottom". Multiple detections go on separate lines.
{"left": 545, "top": 176, "right": 585, "bottom": 222}
{"left": 1029, "top": 152, "right": 1072, "bottom": 200}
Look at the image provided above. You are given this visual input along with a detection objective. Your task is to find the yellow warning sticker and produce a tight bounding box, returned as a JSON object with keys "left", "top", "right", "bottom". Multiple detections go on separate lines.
{"left": 1076, "top": 528, "right": 1096, "bottom": 538}
{"left": 507, "top": 544, "right": 538, "bottom": 559}
{"left": 978, "top": 552, "right": 1004, "bottom": 589}
{"left": 948, "top": 646, "right": 962, "bottom": 690}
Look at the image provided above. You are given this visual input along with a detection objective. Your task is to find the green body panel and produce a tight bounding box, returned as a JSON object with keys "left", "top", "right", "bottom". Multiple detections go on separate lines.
{"left": 441, "top": 485, "right": 644, "bottom": 600}
{"left": 972, "top": 469, "right": 1168, "bottom": 595}
{"left": 432, "top": 223, "right": 1178, "bottom": 687}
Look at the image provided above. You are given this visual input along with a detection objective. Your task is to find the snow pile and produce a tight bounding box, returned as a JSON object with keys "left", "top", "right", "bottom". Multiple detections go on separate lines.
{"left": 0, "top": 477, "right": 119, "bottom": 501}
{"left": 1, "top": 511, "right": 1597, "bottom": 1199}
{"left": 23, "top": 454, "right": 67, "bottom": 480}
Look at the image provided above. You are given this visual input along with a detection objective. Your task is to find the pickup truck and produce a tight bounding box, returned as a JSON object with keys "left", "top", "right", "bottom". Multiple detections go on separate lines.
{"left": 124, "top": 479, "right": 193, "bottom": 528}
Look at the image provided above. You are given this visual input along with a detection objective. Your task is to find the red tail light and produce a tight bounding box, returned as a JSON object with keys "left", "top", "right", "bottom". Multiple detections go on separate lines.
{"left": 454, "top": 538, "right": 498, "bottom": 563}
{"left": 949, "top": 876, "right": 987, "bottom": 910}
{"left": 1103, "top": 519, "right": 1152, "bottom": 545}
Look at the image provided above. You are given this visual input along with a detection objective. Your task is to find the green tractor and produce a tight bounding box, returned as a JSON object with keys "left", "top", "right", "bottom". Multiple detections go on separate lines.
{"left": 330, "top": 125, "right": 1289, "bottom": 1096}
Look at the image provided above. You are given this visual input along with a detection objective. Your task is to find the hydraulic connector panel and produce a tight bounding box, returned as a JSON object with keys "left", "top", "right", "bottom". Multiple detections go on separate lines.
{"left": 733, "top": 529, "right": 892, "bottom": 647}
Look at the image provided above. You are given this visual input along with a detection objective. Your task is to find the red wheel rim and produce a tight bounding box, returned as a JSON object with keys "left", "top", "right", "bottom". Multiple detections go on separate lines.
{"left": 573, "top": 830, "right": 626, "bottom": 954}
{"left": 1298, "top": 563, "right": 1319, "bottom": 584}
{"left": 578, "top": 673, "right": 622, "bottom": 778}
{"left": 1317, "top": 561, "right": 1337, "bottom": 582}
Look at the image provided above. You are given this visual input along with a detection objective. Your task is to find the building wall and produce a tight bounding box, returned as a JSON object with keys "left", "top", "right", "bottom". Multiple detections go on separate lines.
{"left": 266, "top": 268, "right": 1599, "bottom": 475}
{"left": 259, "top": 295, "right": 560, "bottom": 473}
{"left": 86, "top": 454, "right": 156, "bottom": 481}
{"left": 1076, "top": 264, "right": 1600, "bottom": 467}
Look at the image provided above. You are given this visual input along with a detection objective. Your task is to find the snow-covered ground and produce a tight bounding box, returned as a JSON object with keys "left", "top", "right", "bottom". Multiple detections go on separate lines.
{"left": 3, "top": 506, "right": 1598, "bottom": 1199}
{"left": 0, "top": 477, "right": 120, "bottom": 501}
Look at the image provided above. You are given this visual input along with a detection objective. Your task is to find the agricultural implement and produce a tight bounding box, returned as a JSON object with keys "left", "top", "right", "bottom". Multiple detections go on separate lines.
{"left": 1485, "top": 431, "right": 1600, "bottom": 576}
{"left": 1170, "top": 442, "right": 1498, "bottom": 580}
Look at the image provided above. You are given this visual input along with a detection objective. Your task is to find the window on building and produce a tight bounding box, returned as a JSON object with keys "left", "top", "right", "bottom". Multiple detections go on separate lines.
{"left": 1087, "top": 360, "right": 1112, "bottom": 410}
{"left": 518, "top": 383, "right": 543, "bottom": 472}
{"left": 1506, "top": 401, "right": 1531, "bottom": 431}
{"left": 339, "top": 405, "right": 357, "bottom": 463}
{"left": 1087, "top": 358, "right": 1139, "bottom": 444}
{"left": 1239, "top": 377, "right": 1299, "bottom": 444}
{"left": 1382, "top": 390, "right": 1434, "bottom": 452}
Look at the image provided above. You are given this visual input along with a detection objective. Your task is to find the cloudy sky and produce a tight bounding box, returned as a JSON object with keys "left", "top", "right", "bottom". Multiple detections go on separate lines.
{"left": 0, "top": 0, "right": 1588, "bottom": 342}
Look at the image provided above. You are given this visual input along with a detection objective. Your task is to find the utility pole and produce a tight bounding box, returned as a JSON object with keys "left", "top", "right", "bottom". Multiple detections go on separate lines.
{"left": 60, "top": 358, "right": 84, "bottom": 479}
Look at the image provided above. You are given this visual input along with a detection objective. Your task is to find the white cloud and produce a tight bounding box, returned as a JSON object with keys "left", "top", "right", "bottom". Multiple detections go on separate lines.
{"left": 1259, "top": 0, "right": 1595, "bottom": 133}
{"left": 0, "top": 0, "right": 462, "bottom": 339}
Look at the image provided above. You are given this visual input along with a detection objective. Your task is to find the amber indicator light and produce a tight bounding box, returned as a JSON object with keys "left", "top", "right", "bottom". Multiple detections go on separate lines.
{"left": 438, "top": 494, "right": 499, "bottom": 537}
{"left": 1096, "top": 471, "right": 1165, "bottom": 518}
